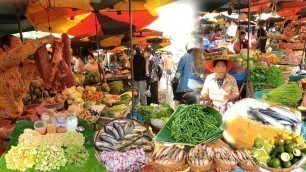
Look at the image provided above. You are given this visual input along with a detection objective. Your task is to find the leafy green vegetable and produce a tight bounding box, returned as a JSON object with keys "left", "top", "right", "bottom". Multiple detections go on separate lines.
{"left": 250, "top": 65, "right": 268, "bottom": 92}
{"left": 138, "top": 103, "right": 174, "bottom": 123}
{"left": 263, "top": 83, "right": 303, "bottom": 107}
{"left": 138, "top": 106, "right": 155, "bottom": 123}
{"left": 85, "top": 72, "right": 100, "bottom": 85}
{"left": 78, "top": 119, "right": 95, "bottom": 148}
{"left": 108, "top": 81, "right": 124, "bottom": 95}
{"left": 266, "top": 66, "right": 285, "bottom": 88}
{"left": 170, "top": 105, "right": 223, "bottom": 145}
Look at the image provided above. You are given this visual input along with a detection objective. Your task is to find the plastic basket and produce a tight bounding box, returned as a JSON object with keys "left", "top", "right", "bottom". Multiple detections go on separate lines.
{"left": 254, "top": 90, "right": 270, "bottom": 100}
{"left": 232, "top": 72, "right": 247, "bottom": 88}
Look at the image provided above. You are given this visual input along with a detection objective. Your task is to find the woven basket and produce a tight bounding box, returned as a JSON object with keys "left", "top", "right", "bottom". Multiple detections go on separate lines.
{"left": 214, "top": 158, "right": 237, "bottom": 171}
{"left": 152, "top": 156, "right": 187, "bottom": 172}
{"left": 187, "top": 159, "right": 213, "bottom": 172}
{"left": 94, "top": 118, "right": 154, "bottom": 158}
{"left": 257, "top": 163, "right": 296, "bottom": 172}
{"left": 238, "top": 161, "right": 259, "bottom": 172}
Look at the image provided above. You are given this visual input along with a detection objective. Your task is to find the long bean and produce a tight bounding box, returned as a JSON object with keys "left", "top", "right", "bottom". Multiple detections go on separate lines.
{"left": 170, "top": 105, "right": 222, "bottom": 145}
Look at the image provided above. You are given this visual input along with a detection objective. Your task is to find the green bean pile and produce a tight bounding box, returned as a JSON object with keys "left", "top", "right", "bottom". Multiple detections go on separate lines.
{"left": 170, "top": 105, "right": 220, "bottom": 145}
{"left": 264, "top": 83, "right": 303, "bottom": 107}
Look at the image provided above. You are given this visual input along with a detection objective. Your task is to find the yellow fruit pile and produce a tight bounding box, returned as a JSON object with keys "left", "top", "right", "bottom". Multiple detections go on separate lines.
{"left": 5, "top": 144, "right": 37, "bottom": 172}
{"left": 274, "top": 132, "right": 306, "bottom": 149}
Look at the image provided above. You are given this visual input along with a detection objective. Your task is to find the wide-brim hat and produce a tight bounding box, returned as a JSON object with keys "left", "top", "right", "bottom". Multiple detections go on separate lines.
{"left": 205, "top": 57, "right": 234, "bottom": 72}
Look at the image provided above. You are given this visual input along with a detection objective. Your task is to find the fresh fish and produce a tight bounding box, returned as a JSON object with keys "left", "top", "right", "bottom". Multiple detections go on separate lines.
{"left": 115, "top": 138, "right": 139, "bottom": 151}
{"left": 100, "top": 133, "right": 120, "bottom": 146}
{"left": 258, "top": 108, "right": 297, "bottom": 125}
{"left": 171, "top": 148, "right": 181, "bottom": 159}
{"left": 155, "top": 147, "right": 167, "bottom": 158}
{"left": 113, "top": 122, "right": 125, "bottom": 139}
{"left": 248, "top": 108, "right": 286, "bottom": 129}
{"left": 166, "top": 147, "right": 178, "bottom": 158}
{"left": 141, "top": 144, "right": 153, "bottom": 152}
{"left": 279, "top": 120, "right": 293, "bottom": 126}
{"left": 105, "top": 126, "right": 120, "bottom": 140}
{"left": 124, "top": 133, "right": 140, "bottom": 140}
{"left": 124, "top": 120, "right": 134, "bottom": 134}
{"left": 176, "top": 150, "right": 184, "bottom": 161}
{"left": 160, "top": 146, "right": 175, "bottom": 157}
{"left": 99, "top": 132, "right": 115, "bottom": 139}
{"left": 95, "top": 141, "right": 114, "bottom": 151}
{"left": 259, "top": 112, "right": 286, "bottom": 129}
{"left": 269, "top": 106, "right": 300, "bottom": 123}
{"left": 121, "top": 145, "right": 139, "bottom": 151}
{"left": 247, "top": 109, "right": 270, "bottom": 124}
{"left": 133, "top": 138, "right": 151, "bottom": 145}
{"left": 134, "top": 125, "right": 147, "bottom": 130}
{"left": 132, "top": 128, "right": 146, "bottom": 134}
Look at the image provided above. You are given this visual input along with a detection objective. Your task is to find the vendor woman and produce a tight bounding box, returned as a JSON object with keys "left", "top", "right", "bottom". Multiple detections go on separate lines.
{"left": 200, "top": 58, "right": 239, "bottom": 114}
{"left": 79, "top": 52, "right": 106, "bottom": 83}
{"left": 0, "top": 35, "right": 55, "bottom": 148}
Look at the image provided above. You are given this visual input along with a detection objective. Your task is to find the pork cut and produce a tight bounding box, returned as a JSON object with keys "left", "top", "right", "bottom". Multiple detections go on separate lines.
{"left": 34, "top": 46, "right": 52, "bottom": 87}
{"left": 49, "top": 41, "right": 76, "bottom": 91}
{"left": 61, "top": 33, "right": 72, "bottom": 69}
{"left": 34, "top": 34, "right": 76, "bottom": 92}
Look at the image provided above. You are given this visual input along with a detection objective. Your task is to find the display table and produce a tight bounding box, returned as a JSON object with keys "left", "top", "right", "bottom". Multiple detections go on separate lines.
{"left": 0, "top": 120, "right": 106, "bottom": 172}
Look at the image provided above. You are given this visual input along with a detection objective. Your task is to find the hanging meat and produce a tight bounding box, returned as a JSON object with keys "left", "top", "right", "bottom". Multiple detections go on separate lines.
{"left": 49, "top": 41, "right": 76, "bottom": 91}
{"left": 34, "top": 46, "right": 52, "bottom": 87}
{"left": 34, "top": 33, "right": 75, "bottom": 92}
{"left": 61, "top": 33, "right": 72, "bottom": 69}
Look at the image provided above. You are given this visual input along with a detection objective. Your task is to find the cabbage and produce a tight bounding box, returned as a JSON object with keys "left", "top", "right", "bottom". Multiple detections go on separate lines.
{"left": 240, "top": 49, "right": 254, "bottom": 59}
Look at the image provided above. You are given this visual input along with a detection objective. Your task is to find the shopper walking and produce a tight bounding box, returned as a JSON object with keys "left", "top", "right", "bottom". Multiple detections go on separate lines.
{"left": 145, "top": 46, "right": 159, "bottom": 105}
{"left": 132, "top": 45, "right": 147, "bottom": 106}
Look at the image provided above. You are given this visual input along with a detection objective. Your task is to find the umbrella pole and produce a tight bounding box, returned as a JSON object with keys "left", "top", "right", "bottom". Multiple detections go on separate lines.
{"left": 129, "top": 0, "right": 135, "bottom": 116}
{"left": 15, "top": 7, "right": 24, "bottom": 43}
{"left": 94, "top": 11, "right": 103, "bottom": 91}
{"left": 246, "top": 0, "right": 251, "bottom": 98}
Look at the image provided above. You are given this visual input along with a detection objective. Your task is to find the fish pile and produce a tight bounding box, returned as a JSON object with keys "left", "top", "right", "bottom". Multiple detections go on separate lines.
{"left": 98, "top": 148, "right": 148, "bottom": 172}
{"left": 188, "top": 144, "right": 255, "bottom": 168}
{"left": 210, "top": 146, "right": 237, "bottom": 166}
{"left": 154, "top": 146, "right": 185, "bottom": 165}
{"left": 188, "top": 144, "right": 212, "bottom": 167}
{"left": 94, "top": 120, "right": 154, "bottom": 152}
{"left": 234, "top": 150, "right": 257, "bottom": 168}
{"left": 248, "top": 106, "right": 301, "bottom": 131}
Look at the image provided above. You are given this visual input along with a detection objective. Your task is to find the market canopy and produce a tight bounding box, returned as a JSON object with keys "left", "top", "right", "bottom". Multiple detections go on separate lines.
{"left": 25, "top": 0, "right": 175, "bottom": 38}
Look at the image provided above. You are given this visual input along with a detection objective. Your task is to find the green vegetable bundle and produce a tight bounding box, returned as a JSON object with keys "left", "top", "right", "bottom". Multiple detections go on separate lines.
{"left": 250, "top": 65, "right": 268, "bottom": 92}
{"left": 138, "top": 103, "right": 174, "bottom": 124}
{"left": 138, "top": 106, "right": 155, "bottom": 123}
{"left": 108, "top": 81, "right": 124, "bottom": 95}
{"left": 170, "top": 105, "right": 223, "bottom": 145}
{"left": 266, "top": 66, "right": 285, "bottom": 88}
{"left": 263, "top": 83, "right": 303, "bottom": 107}
{"left": 85, "top": 72, "right": 100, "bottom": 85}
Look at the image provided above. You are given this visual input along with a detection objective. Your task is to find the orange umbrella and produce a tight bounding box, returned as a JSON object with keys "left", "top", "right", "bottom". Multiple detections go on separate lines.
{"left": 25, "top": 0, "right": 175, "bottom": 37}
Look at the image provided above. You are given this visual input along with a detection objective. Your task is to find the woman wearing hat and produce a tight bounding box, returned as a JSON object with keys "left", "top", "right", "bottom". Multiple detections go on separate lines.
{"left": 200, "top": 58, "right": 239, "bottom": 114}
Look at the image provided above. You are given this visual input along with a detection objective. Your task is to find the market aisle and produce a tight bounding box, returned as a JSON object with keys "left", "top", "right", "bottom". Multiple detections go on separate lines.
{"left": 159, "top": 74, "right": 175, "bottom": 108}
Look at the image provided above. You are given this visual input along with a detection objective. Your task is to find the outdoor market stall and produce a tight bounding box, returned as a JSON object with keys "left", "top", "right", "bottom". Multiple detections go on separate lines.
{"left": 2, "top": 0, "right": 306, "bottom": 172}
